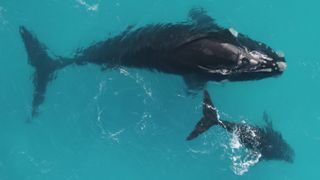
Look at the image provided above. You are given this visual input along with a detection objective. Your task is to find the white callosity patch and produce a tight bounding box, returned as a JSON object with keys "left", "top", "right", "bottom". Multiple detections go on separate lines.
{"left": 277, "top": 61, "right": 287, "bottom": 71}
{"left": 198, "top": 65, "right": 232, "bottom": 75}
{"left": 249, "top": 59, "right": 259, "bottom": 65}
{"left": 254, "top": 68, "right": 272, "bottom": 72}
{"left": 249, "top": 50, "right": 273, "bottom": 61}
{"left": 76, "top": 0, "right": 99, "bottom": 11}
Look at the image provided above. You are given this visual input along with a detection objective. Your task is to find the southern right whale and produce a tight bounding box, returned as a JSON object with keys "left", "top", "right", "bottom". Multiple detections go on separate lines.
{"left": 187, "top": 90, "right": 294, "bottom": 163}
{"left": 19, "top": 8, "right": 287, "bottom": 117}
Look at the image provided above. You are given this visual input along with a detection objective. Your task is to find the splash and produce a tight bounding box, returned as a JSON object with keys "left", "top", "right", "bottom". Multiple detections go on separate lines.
{"left": 227, "top": 131, "right": 261, "bottom": 175}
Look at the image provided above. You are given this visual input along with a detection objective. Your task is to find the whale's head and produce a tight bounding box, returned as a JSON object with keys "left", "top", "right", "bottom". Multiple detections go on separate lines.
{"left": 260, "top": 126, "right": 294, "bottom": 163}
{"left": 227, "top": 28, "right": 287, "bottom": 81}
{"left": 179, "top": 28, "right": 287, "bottom": 81}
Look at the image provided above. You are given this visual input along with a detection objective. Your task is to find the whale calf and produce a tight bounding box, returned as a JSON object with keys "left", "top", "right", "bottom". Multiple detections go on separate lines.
{"left": 19, "top": 8, "right": 287, "bottom": 117}
{"left": 187, "top": 90, "right": 294, "bottom": 163}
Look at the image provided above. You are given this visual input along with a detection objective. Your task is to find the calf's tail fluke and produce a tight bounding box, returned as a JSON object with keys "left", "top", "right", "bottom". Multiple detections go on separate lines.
{"left": 186, "top": 90, "right": 220, "bottom": 140}
{"left": 19, "top": 26, "right": 73, "bottom": 118}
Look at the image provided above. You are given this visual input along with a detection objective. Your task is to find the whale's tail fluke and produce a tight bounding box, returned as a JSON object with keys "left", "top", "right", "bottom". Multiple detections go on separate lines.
{"left": 186, "top": 90, "right": 220, "bottom": 140}
{"left": 19, "top": 26, "right": 74, "bottom": 118}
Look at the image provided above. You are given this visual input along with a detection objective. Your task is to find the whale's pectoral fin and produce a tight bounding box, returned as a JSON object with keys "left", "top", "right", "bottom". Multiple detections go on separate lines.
{"left": 183, "top": 74, "right": 207, "bottom": 95}
{"left": 188, "top": 7, "right": 221, "bottom": 30}
{"left": 186, "top": 90, "right": 220, "bottom": 140}
{"left": 263, "top": 111, "right": 273, "bottom": 128}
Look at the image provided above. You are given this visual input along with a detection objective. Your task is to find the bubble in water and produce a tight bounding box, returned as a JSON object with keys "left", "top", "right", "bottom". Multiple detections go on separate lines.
{"left": 0, "top": 6, "right": 8, "bottom": 26}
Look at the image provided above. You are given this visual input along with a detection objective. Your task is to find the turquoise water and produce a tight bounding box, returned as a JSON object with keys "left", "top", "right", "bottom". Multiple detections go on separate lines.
{"left": 1, "top": 0, "right": 320, "bottom": 179}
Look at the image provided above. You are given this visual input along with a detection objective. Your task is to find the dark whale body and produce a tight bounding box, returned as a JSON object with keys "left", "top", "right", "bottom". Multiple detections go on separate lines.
{"left": 187, "top": 90, "right": 294, "bottom": 163}
{"left": 19, "top": 8, "right": 287, "bottom": 117}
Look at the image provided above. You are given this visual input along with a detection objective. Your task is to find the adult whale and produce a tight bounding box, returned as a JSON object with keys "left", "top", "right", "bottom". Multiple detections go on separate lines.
{"left": 19, "top": 8, "right": 287, "bottom": 117}
{"left": 187, "top": 90, "right": 294, "bottom": 163}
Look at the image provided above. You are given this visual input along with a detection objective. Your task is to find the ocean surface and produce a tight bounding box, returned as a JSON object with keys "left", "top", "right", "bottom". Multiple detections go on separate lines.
{"left": 1, "top": 0, "right": 320, "bottom": 179}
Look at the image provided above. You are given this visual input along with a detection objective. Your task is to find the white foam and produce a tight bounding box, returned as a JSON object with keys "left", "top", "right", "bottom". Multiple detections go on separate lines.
{"left": 188, "top": 148, "right": 210, "bottom": 155}
{"left": 0, "top": 6, "right": 8, "bottom": 26}
{"left": 225, "top": 132, "right": 262, "bottom": 175}
{"left": 76, "top": 0, "right": 99, "bottom": 11}
{"left": 119, "top": 67, "right": 130, "bottom": 76}
{"left": 231, "top": 151, "right": 261, "bottom": 175}
{"left": 137, "top": 112, "right": 152, "bottom": 131}
{"left": 108, "top": 129, "right": 125, "bottom": 143}
{"left": 229, "top": 134, "right": 242, "bottom": 149}
{"left": 249, "top": 50, "right": 273, "bottom": 61}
